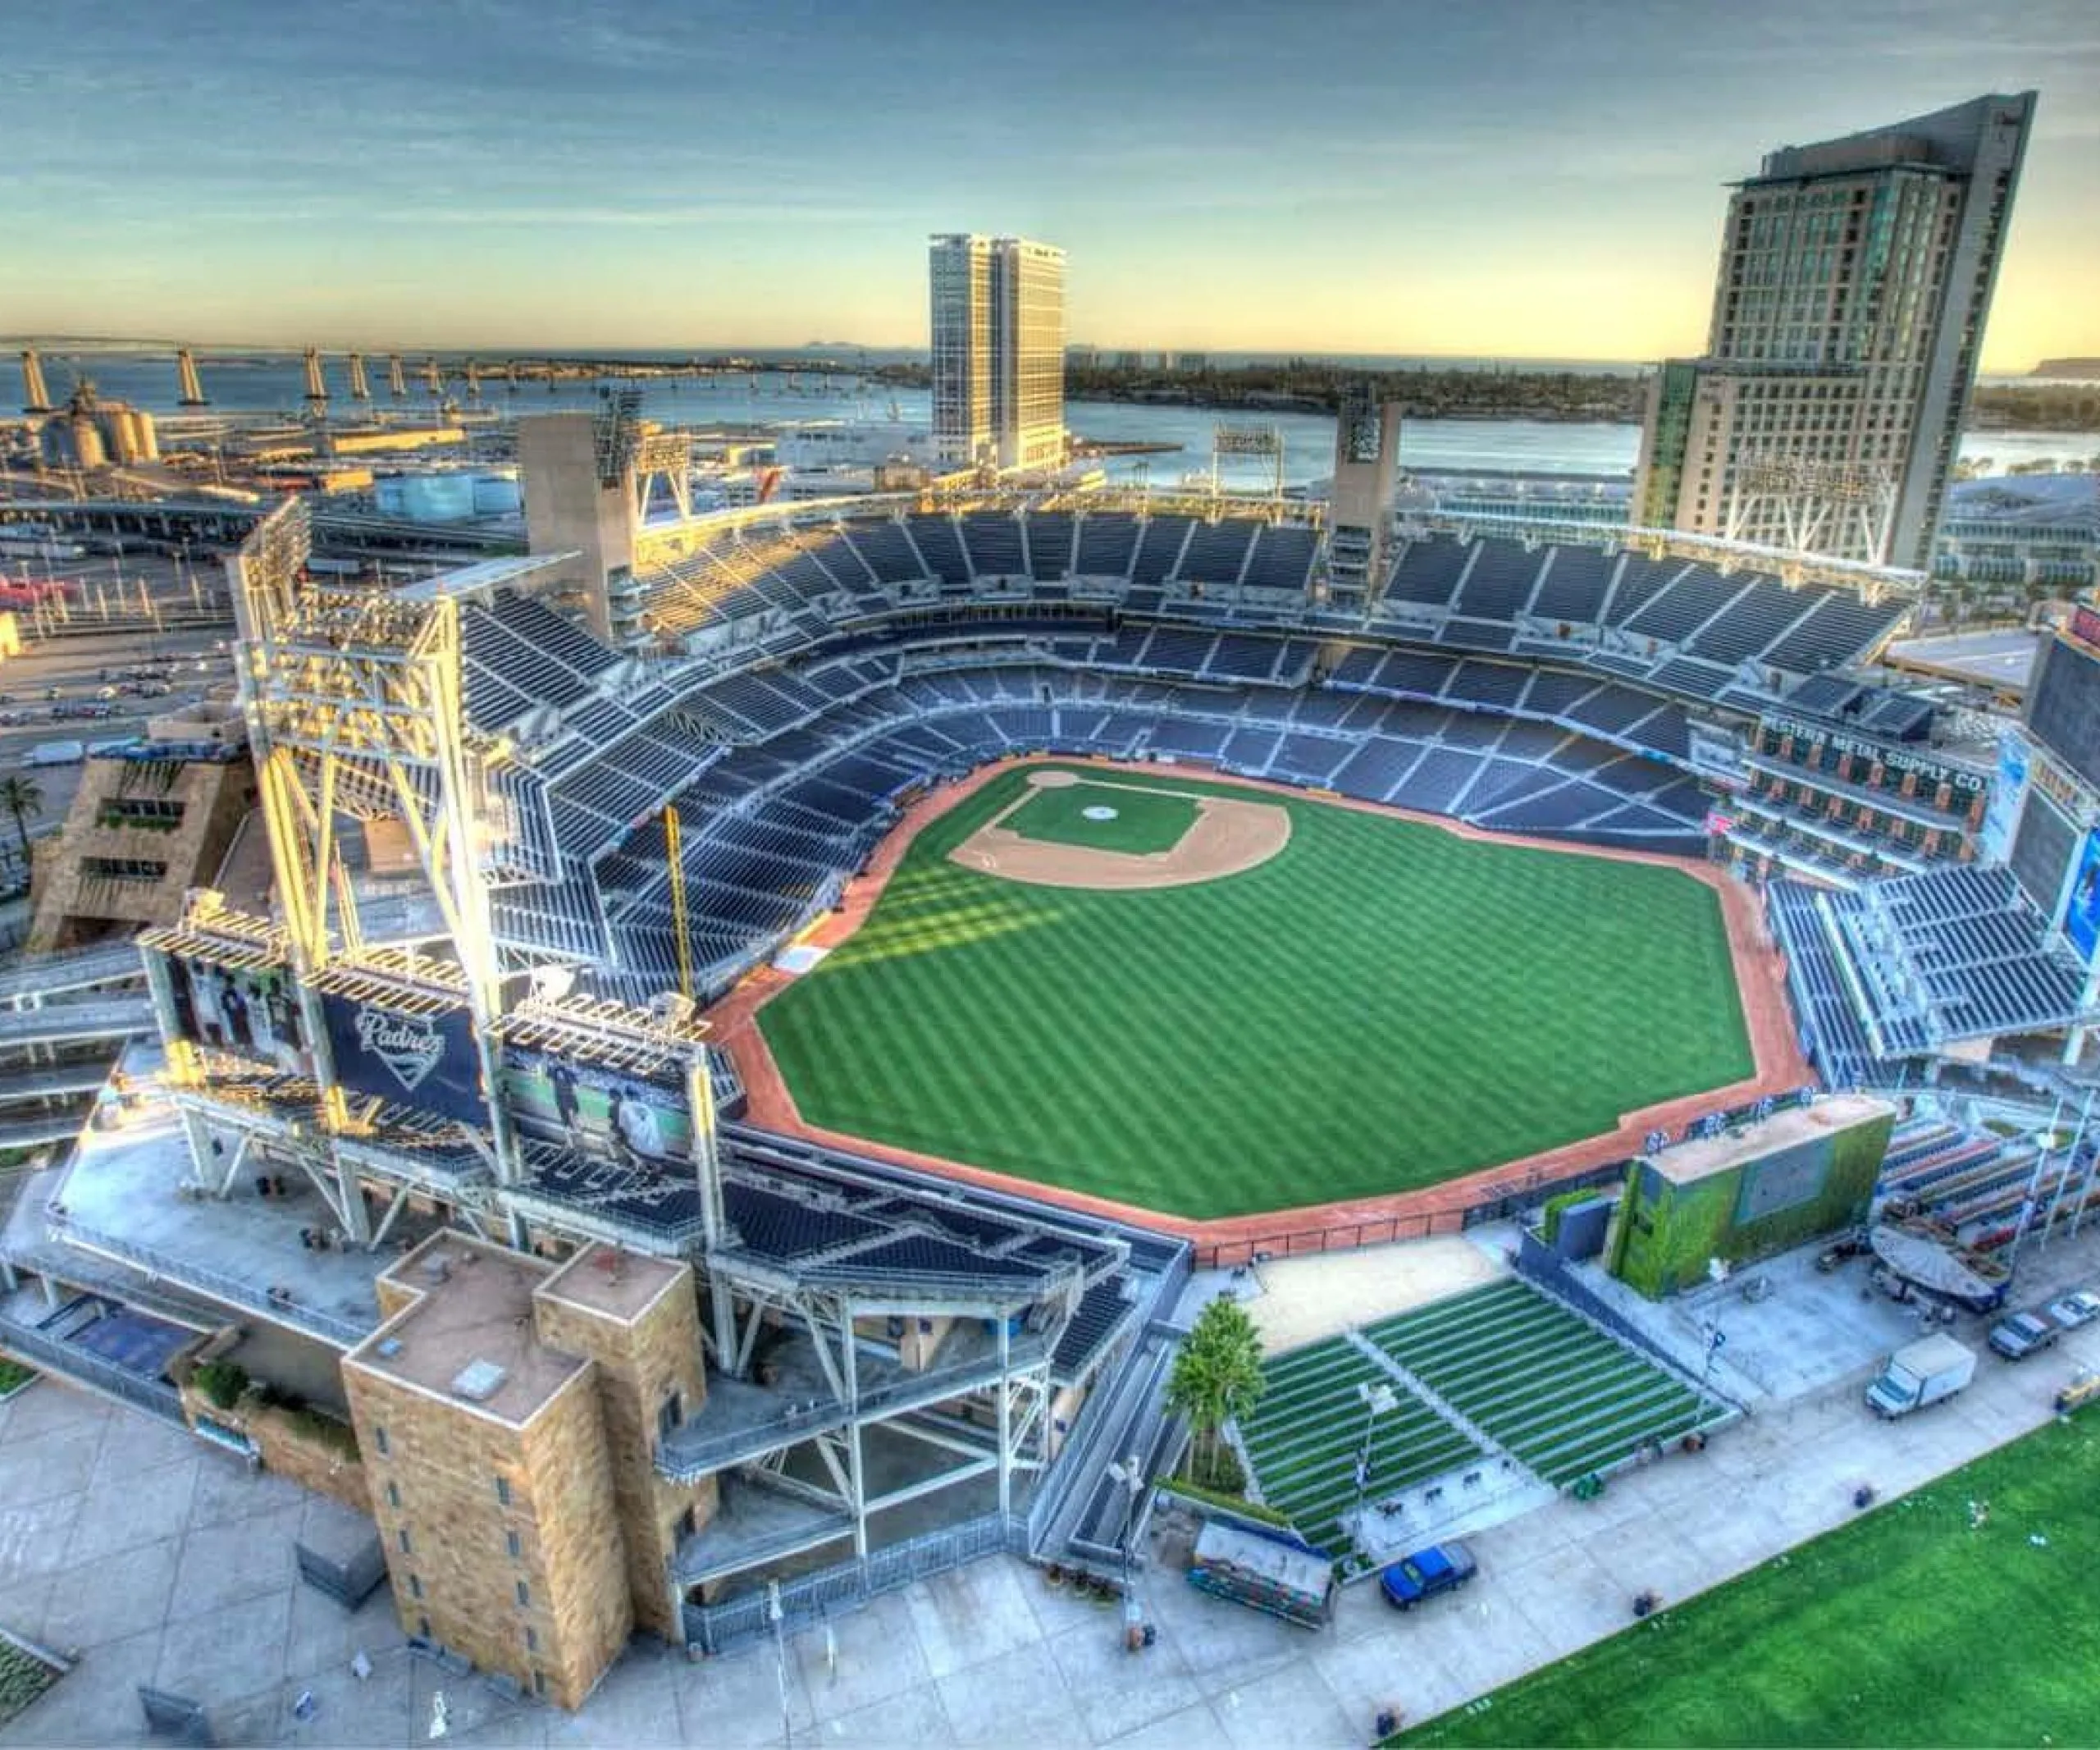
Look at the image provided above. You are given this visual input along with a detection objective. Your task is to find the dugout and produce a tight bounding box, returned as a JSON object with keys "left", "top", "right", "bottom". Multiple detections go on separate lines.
{"left": 1606, "top": 1094, "right": 1897, "bottom": 1298}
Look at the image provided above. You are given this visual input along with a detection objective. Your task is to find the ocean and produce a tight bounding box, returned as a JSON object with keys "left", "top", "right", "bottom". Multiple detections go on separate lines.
{"left": 29, "top": 352, "right": 2100, "bottom": 493}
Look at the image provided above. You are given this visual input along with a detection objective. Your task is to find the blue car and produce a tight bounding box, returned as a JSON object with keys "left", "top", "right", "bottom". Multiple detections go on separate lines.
{"left": 1379, "top": 1542, "right": 1477, "bottom": 1611}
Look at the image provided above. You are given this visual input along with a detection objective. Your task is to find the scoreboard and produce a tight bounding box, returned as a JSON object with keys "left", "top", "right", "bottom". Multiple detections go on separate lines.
{"left": 2026, "top": 619, "right": 2100, "bottom": 798}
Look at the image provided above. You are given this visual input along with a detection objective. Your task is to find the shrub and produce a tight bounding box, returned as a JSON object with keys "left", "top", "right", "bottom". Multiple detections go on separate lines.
{"left": 286, "top": 1405, "right": 360, "bottom": 1462}
{"left": 192, "top": 1359, "right": 249, "bottom": 1411}
{"left": 1155, "top": 1477, "right": 1293, "bottom": 1528}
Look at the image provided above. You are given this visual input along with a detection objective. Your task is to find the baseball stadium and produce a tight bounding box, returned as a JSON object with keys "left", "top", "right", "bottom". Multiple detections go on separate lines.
{"left": 12, "top": 397, "right": 2100, "bottom": 1718}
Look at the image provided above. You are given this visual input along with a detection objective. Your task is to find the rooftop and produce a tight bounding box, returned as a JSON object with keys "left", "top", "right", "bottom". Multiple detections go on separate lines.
{"left": 1646, "top": 1094, "right": 1898, "bottom": 1187}
{"left": 41, "top": 1045, "right": 397, "bottom": 1346}
{"left": 1884, "top": 628, "right": 2043, "bottom": 693}
{"left": 538, "top": 1241, "right": 687, "bottom": 1325}
{"left": 348, "top": 1234, "right": 583, "bottom": 1428}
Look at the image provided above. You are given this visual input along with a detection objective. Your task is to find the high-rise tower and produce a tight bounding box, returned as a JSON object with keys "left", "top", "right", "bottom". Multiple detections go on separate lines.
{"left": 1632, "top": 93, "right": 2034, "bottom": 570}
{"left": 929, "top": 235, "right": 1066, "bottom": 471}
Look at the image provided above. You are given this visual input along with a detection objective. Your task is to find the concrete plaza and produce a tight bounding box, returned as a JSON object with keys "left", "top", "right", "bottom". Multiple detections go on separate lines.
{"left": 2, "top": 1233, "right": 2097, "bottom": 1746}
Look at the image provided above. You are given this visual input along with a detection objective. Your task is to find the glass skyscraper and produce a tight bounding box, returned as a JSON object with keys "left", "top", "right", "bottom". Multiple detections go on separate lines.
{"left": 929, "top": 234, "right": 1066, "bottom": 471}
{"left": 1633, "top": 94, "right": 2034, "bottom": 571}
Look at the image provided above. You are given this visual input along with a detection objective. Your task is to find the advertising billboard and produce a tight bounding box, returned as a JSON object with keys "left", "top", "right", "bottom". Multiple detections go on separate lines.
{"left": 165, "top": 953, "right": 313, "bottom": 1079}
{"left": 319, "top": 991, "right": 489, "bottom": 1125}
{"left": 1979, "top": 731, "right": 2031, "bottom": 865}
{"left": 2025, "top": 634, "right": 2100, "bottom": 797}
{"left": 500, "top": 1046, "right": 694, "bottom": 1169}
{"left": 2062, "top": 828, "right": 2100, "bottom": 968}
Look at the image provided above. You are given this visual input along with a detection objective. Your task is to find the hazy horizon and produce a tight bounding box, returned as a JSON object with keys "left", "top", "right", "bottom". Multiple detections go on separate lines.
{"left": 6, "top": 2, "right": 2094, "bottom": 371}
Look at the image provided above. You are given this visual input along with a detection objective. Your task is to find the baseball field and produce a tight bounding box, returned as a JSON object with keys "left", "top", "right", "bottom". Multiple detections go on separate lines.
{"left": 755, "top": 763, "right": 1756, "bottom": 1219}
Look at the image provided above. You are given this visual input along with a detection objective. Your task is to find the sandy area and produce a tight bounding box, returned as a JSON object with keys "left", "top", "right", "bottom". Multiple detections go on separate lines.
{"left": 1230, "top": 1234, "right": 1513, "bottom": 1354}
{"left": 947, "top": 769, "right": 1291, "bottom": 890}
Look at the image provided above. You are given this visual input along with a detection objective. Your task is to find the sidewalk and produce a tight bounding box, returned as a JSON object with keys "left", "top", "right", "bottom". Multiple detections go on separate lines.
{"left": 2, "top": 1241, "right": 2093, "bottom": 1746}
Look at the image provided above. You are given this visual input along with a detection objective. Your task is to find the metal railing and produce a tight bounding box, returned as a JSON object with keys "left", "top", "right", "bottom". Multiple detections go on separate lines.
{"left": 657, "top": 1336, "right": 1052, "bottom": 1483}
{"left": 680, "top": 1512, "right": 1029, "bottom": 1656}
{"left": 42, "top": 1211, "right": 372, "bottom": 1346}
{"left": 0, "top": 1313, "right": 186, "bottom": 1423}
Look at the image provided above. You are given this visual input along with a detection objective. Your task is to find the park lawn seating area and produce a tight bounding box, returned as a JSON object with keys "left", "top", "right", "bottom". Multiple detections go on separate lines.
{"left": 1363, "top": 1282, "right": 1730, "bottom": 1488}
{"left": 1236, "top": 1335, "right": 1486, "bottom": 1560}
{"left": 1397, "top": 1416, "right": 2100, "bottom": 1747}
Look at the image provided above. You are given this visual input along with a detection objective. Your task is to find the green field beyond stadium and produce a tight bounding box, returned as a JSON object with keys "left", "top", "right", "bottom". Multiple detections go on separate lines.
{"left": 1003, "top": 779, "right": 1199, "bottom": 856}
{"left": 1399, "top": 1419, "right": 2100, "bottom": 1747}
{"left": 758, "top": 764, "right": 1755, "bottom": 1218}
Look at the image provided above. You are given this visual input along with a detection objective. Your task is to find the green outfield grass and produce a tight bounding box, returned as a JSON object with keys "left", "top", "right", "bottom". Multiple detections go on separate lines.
{"left": 1398, "top": 1419, "right": 2100, "bottom": 1747}
{"left": 758, "top": 763, "right": 1753, "bottom": 1218}
{"left": 1004, "top": 779, "right": 1199, "bottom": 856}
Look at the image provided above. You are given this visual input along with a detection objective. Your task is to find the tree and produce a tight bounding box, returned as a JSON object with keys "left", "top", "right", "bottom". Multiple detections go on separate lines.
{"left": 0, "top": 774, "right": 41, "bottom": 875}
{"left": 1166, "top": 1295, "right": 1266, "bottom": 1487}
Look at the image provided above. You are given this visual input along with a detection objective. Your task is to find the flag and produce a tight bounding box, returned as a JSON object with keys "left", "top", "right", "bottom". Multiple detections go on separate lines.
{"left": 1704, "top": 811, "right": 1737, "bottom": 836}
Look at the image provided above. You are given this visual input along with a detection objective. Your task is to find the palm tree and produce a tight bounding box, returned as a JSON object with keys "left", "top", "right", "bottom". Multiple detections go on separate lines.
{"left": 0, "top": 774, "right": 41, "bottom": 879}
{"left": 1166, "top": 1295, "right": 1266, "bottom": 1488}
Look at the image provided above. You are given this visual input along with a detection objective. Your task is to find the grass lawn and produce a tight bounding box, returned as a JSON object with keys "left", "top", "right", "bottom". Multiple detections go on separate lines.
{"left": 759, "top": 763, "right": 1753, "bottom": 1218}
{"left": 1004, "top": 779, "right": 1199, "bottom": 856}
{"left": 1399, "top": 1417, "right": 2100, "bottom": 1747}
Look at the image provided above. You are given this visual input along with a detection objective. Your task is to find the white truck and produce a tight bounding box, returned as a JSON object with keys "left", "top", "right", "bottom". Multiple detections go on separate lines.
{"left": 23, "top": 739, "right": 84, "bottom": 767}
{"left": 1865, "top": 1334, "right": 1976, "bottom": 1419}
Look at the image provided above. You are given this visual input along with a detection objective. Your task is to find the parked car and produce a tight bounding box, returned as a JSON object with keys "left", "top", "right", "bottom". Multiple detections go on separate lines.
{"left": 1379, "top": 1542, "right": 1477, "bottom": 1611}
{"left": 2046, "top": 1291, "right": 2100, "bottom": 1330}
{"left": 1988, "top": 1308, "right": 2061, "bottom": 1361}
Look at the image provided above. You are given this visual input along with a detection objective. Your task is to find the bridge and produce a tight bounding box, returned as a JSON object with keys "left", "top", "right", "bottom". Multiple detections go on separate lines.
{"left": 0, "top": 996, "right": 156, "bottom": 1050}
{"left": 0, "top": 941, "right": 143, "bottom": 1004}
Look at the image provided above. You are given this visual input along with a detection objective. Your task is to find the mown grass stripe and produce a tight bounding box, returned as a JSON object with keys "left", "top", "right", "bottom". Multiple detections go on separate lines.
{"left": 760, "top": 764, "right": 1753, "bottom": 1219}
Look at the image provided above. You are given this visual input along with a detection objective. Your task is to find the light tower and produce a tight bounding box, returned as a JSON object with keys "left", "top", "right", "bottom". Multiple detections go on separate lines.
{"left": 346, "top": 352, "right": 372, "bottom": 402}
{"left": 176, "top": 348, "right": 208, "bottom": 408}
{"left": 19, "top": 350, "right": 52, "bottom": 415}
{"left": 301, "top": 348, "right": 328, "bottom": 416}
{"left": 386, "top": 353, "right": 408, "bottom": 399}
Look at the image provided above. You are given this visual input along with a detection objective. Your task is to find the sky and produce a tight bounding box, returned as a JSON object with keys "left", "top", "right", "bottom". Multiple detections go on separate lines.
{"left": 2, "top": 0, "right": 2093, "bottom": 368}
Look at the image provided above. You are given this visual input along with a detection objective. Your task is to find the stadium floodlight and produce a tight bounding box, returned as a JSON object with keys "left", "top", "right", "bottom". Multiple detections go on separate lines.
{"left": 1354, "top": 1384, "right": 1399, "bottom": 1519}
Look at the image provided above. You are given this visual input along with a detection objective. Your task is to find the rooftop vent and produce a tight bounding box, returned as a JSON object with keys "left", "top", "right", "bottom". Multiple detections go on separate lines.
{"left": 375, "top": 1337, "right": 404, "bottom": 1359}
{"left": 421, "top": 1251, "right": 452, "bottom": 1283}
{"left": 450, "top": 1359, "right": 508, "bottom": 1402}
